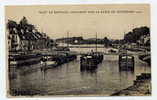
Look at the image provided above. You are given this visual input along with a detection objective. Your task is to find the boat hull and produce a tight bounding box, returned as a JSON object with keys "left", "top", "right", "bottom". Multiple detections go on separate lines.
{"left": 9, "top": 53, "right": 42, "bottom": 67}
{"left": 119, "top": 54, "right": 134, "bottom": 71}
{"left": 80, "top": 54, "right": 103, "bottom": 71}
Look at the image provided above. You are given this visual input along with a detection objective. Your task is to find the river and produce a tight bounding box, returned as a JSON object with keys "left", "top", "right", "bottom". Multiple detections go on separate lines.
{"left": 9, "top": 46, "right": 151, "bottom": 96}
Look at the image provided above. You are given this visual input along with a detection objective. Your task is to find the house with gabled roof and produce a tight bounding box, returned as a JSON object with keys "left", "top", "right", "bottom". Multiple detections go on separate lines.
{"left": 7, "top": 17, "right": 53, "bottom": 52}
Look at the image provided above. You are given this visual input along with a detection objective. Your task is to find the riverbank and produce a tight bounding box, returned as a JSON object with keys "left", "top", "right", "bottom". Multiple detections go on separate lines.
{"left": 139, "top": 53, "right": 151, "bottom": 65}
{"left": 111, "top": 73, "right": 151, "bottom": 96}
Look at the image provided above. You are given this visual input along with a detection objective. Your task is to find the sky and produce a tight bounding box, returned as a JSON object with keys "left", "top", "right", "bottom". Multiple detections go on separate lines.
{"left": 5, "top": 4, "right": 150, "bottom": 39}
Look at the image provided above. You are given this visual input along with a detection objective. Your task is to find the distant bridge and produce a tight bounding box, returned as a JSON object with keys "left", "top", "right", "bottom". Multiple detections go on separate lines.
{"left": 57, "top": 46, "right": 105, "bottom": 48}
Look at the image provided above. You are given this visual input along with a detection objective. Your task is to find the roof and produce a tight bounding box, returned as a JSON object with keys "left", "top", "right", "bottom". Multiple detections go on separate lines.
{"left": 34, "top": 32, "right": 43, "bottom": 39}
{"left": 17, "top": 30, "right": 49, "bottom": 41}
{"left": 18, "top": 32, "right": 37, "bottom": 40}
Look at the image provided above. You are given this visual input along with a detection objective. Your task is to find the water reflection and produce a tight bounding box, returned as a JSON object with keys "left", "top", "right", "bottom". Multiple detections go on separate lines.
{"left": 40, "top": 69, "right": 47, "bottom": 80}
{"left": 80, "top": 65, "right": 98, "bottom": 75}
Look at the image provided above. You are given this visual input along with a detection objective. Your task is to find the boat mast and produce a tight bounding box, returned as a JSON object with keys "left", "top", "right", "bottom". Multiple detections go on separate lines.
{"left": 67, "top": 31, "right": 69, "bottom": 48}
{"left": 96, "top": 32, "right": 97, "bottom": 53}
{"left": 62, "top": 33, "right": 64, "bottom": 47}
{"left": 124, "top": 31, "right": 127, "bottom": 54}
{"left": 124, "top": 30, "right": 128, "bottom": 70}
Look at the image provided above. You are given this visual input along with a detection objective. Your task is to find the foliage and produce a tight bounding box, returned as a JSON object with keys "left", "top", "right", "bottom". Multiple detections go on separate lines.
{"left": 124, "top": 26, "right": 150, "bottom": 43}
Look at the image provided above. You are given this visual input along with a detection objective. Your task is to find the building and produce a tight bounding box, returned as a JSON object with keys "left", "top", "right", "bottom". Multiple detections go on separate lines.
{"left": 7, "top": 17, "right": 53, "bottom": 52}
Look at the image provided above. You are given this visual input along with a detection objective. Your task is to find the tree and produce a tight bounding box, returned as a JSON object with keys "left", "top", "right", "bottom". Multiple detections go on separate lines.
{"left": 7, "top": 20, "right": 17, "bottom": 32}
{"left": 20, "top": 16, "right": 28, "bottom": 26}
{"left": 124, "top": 26, "right": 150, "bottom": 43}
{"left": 104, "top": 37, "right": 110, "bottom": 47}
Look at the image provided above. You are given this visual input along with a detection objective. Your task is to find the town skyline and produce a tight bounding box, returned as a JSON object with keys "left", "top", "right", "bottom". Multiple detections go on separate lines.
{"left": 5, "top": 4, "right": 150, "bottom": 39}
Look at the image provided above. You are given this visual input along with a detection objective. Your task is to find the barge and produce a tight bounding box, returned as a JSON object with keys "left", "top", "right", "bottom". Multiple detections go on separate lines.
{"left": 41, "top": 52, "right": 77, "bottom": 70}
{"left": 80, "top": 52, "right": 103, "bottom": 71}
{"left": 80, "top": 33, "right": 103, "bottom": 71}
{"left": 9, "top": 53, "right": 42, "bottom": 67}
{"left": 119, "top": 53, "right": 134, "bottom": 71}
{"left": 8, "top": 53, "right": 42, "bottom": 79}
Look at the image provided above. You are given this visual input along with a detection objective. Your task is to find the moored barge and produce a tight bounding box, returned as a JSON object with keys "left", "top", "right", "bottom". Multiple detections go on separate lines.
{"left": 9, "top": 53, "right": 42, "bottom": 67}
{"left": 119, "top": 53, "right": 134, "bottom": 71}
{"left": 41, "top": 52, "right": 77, "bottom": 70}
{"left": 80, "top": 52, "right": 103, "bottom": 70}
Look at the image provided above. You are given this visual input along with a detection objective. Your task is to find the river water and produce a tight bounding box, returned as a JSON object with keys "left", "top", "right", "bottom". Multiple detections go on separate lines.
{"left": 10, "top": 46, "right": 151, "bottom": 96}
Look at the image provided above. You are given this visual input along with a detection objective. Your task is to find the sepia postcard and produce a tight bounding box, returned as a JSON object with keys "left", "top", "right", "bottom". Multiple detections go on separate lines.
{"left": 6, "top": 4, "right": 151, "bottom": 97}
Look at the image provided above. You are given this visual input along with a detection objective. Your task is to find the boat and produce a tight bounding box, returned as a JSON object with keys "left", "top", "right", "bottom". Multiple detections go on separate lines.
{"left": 54, "top": 53, "right": 77, "bottom": 65}
{"left": 80, "top": 52, "right": 103, "bottom": 70}
{"left": 40, "top": 60, "right": 58, "bottom": 70}
{"left": 118, "top": 32, "right": 135, "bottom": 71}
{"left": 108, "top": 49, "right": 117, "bottom": 53}
{"left": 9, "top": 53, "right": 42, "bottom": 67}
{"left": 80, "top": 33, "right": 103, "bottom": 71}
{"left": 40, "top": 55, "right": 58, "bottom": 70}
{"left": 41, "top": 52, "right": 77, "bottom": 69}
{"left": 119, "top": 53, "right": 134, "bottom": 71}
